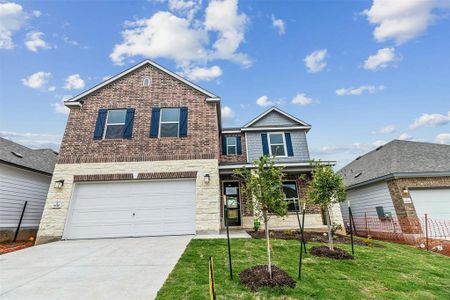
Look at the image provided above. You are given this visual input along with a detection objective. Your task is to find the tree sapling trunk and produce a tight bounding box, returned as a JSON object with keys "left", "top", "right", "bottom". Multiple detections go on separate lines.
{"left": 264, "top": 213, "right": 273, "bottom": 279}
{"left": 325, "top": 206, "right": 334, "bottom": 251}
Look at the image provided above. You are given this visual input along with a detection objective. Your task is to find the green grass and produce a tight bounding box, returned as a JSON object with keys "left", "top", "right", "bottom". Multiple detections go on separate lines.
{"left": 156, "top": 238, "right": 450, "bottom": 300}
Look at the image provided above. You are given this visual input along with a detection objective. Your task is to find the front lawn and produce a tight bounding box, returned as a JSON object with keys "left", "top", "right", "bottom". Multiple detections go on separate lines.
{"left": 156, "top": 238, "right": 450, "bottom": 299}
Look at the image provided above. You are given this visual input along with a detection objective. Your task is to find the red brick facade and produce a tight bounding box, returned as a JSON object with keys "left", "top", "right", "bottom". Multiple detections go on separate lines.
{"left": 58, "top": 64, "right": 220, "bottom": 164}
{"left": 73, "top": 171, "right": 197, "bottom": 182}
{"left": 219, "top": 132, "right": 247, "bottom": 164}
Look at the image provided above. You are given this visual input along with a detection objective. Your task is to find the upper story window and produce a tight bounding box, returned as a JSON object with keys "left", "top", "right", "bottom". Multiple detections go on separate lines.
{"left": 268, "top": 132, "right": 287, "bottom": 157}
{"left": 143, "top": 77, "right": 151, "bottom": 87}
{"left": 226, "top": 137, "right": 237, "bottom": 155}
{"left": 159, "top": 108, "right": 180, "bottom": 137}
{"left": 104, "top": 109, "right": 127, "bottom": 139}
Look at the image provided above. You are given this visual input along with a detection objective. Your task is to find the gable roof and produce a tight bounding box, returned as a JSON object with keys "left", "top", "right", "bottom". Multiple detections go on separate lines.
{"left": 339, "top": 140, "right": 450, "bottom": 188}
{"left": 0, "top": 137, "right": 58, "bottom": 175}
{"left": 242, "top": 107, "right": 311, "bottom": 131}
{"left": 65, "top": 60, "right": 220, "bottom": 106}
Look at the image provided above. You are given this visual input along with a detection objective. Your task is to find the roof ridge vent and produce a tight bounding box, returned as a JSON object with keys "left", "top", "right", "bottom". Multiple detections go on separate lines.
{"left": 11, "top": 151, "right": 23, "bottom": 158}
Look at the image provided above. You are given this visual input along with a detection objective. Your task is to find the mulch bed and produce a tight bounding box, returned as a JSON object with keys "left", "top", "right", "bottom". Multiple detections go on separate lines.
{"left": 247, "top": 230, "right": 384, "bottom": 247}
{"left": 310, "top": 246, "right": 354, "bottom": 260}
{"left": 0, "top": 241, "right": 34, "bottom": 255}
{"left": 240, "top": 265, "right": 296, "bottom": 291}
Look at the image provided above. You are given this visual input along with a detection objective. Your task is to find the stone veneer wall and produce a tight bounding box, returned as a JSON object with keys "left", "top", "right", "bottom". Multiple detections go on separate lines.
{"left": 36, "top": 159, "right": 220, "bottom": 244}
{"left": 387, "top": 176, "right": 450, "bottom": 233}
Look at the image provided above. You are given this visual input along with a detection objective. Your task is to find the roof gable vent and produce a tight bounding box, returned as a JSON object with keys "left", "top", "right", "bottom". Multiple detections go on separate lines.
{"left": 11, "top": 151, "right": 23, "bottom": 158}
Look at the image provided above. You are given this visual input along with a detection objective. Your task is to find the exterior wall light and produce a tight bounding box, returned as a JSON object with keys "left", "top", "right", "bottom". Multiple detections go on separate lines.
{"left": 54, "top": 179, "right": 64, "bottom": 189}
{"left": 401, "top": 187, "right": 409, "bottom": 197}
{"left": 204, "top": 174, "right": 210, "bottom": 184}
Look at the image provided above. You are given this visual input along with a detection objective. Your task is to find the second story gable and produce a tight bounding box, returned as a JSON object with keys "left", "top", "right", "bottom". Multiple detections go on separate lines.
{"left": 220, "top": 107, "right": 312, "bottom": 165}
{"left": 59, "top": 60, "right": 221, "bottom": 164}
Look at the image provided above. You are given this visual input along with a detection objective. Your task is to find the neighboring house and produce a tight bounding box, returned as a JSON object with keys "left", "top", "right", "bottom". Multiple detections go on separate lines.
{"left": 0, "top": 137, "right": 57, "bottom": 242}
{"left": 339, "top": 140, "right": 450, "bottom": 235}
{"left": 36, "top": 60, "right": 341, "bottom": 244}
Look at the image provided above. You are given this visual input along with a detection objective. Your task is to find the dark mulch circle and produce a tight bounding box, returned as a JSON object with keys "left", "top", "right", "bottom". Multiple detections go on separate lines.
{"left": 247, "top": 230, "right": 384, "bottom": 248}
{"left": 310, "top": 246, "right": 354, "bottom": 260}
{"left": 239, "top": 265, "right": 296, "bottom": 291}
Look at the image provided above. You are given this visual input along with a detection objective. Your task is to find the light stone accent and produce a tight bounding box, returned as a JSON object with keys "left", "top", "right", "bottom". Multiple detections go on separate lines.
{"left": 36, "top": 159, "right": 220, "bottom": 244}
{"left": 242, "top": 214, "right": 325, "bottom": 230}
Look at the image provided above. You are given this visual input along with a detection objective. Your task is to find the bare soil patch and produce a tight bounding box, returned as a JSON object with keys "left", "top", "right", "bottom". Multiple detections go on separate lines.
{"left": 310, "top": 246, "right": 354, "bottom": 260}
{"left": 0, "top": 241, "right": 34, "bottom": 255}
{"left": 239, "top": 265, "right": 296, "bottom": 291}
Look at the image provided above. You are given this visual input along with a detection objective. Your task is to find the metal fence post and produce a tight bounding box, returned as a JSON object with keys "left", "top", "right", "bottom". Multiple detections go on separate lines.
{"left": 364, "top": 212, "right": 369, "bottom": 236}
{"left": 13, "top": 201, "right": 28, "bottom": 242}
{"left": 425, "top": 213, "right": 429, "bottom": 251}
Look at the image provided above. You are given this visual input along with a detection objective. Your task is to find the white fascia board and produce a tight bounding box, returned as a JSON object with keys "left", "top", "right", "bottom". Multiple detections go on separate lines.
{"left": 206, "top": 97, "right": 221, "bottom": 102}
{"left": 221, "top": 130, "right": 241, "bottom": 134}
{"left": 64, "top": 60, "right": 219, "bottom": 105}
{"left": 65, "top": 101, "right": 82, "bottom": 107}
{"left": 241, "top": 126, "right": 311, "bottom": 131}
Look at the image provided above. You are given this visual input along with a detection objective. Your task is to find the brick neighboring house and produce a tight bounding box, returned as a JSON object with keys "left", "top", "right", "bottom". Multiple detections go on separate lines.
{"left": 338, "top": 140, "right": 450, "bottom": 235}
{"left": 36, "top": 60, "right": 340, "bottom": 244}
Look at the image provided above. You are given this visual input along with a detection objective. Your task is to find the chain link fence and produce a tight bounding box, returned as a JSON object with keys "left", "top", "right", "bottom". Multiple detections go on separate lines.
{"left": 346, "top": 214, "right": 450, "bottom": 256}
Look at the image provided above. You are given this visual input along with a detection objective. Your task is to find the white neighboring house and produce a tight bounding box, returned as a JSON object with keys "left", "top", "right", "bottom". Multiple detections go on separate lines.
{"left": 0, "top": 137, "right": 57, "bottom": 242}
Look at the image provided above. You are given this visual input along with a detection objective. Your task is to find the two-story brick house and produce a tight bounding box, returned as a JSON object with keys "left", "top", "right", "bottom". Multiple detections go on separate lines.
{"left": 36, "top": 60, "right": 339, "bottom": 244}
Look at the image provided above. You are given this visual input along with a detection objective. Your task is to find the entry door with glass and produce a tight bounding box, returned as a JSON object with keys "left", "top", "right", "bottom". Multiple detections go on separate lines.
{"left": 224, "top": 182, "right": 241, "bottom": 226}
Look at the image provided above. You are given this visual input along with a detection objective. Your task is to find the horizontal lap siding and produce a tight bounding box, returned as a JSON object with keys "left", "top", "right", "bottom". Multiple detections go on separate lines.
{"left": 340, "top": 181, "right": 396, "bottom": 229}
{"left": 0, "top": 164, "right": 51, "bottom": 228}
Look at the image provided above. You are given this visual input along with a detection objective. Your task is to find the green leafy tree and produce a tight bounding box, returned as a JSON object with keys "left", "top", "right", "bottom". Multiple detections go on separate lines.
{"left": 234, "top": 156, "right": 287, "bottom": 279}
{"left": 307, "top": 161, "right": 346, "bottom": 250}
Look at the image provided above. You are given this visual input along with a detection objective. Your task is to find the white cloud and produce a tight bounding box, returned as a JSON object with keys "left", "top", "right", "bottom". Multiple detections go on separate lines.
{"left": 0, "top": 131, "right": 61, "bottom": 150}
{"left": 183, "top": 65, "right": 222, "bottom": 81}
{"left": 336, "top": 85, "right": 385, "bottom": 96}
{"left": 374, "top": 124, "right": 396, "bottom": 134}
{"left": 102, "top": 75, "right": 112, "bottom": 81}
{"left": 398, "top": 133, "right": 412, "bottom": 140}
{"left": 221, "top": 105, "right": 235, "bottom": 123}
{"left": 24, "top": 31, "right": 50, "bottom": 52}
{"left": 363, "top": 47, "right": 399, "bottom": 71}
{"left": 363, "top": 0, "right": 450, "bottom": 45}
{"left": 435, "top": 133, "right": 450, "bottom": 144}
{"left": 256, "top": 95, "right": 272, "bottom": 107}
{"left": 22, "top": 71, "right": 51, "bottom": 89}
{"left": 110, "top": 0, "right": 250, "bottom": 74}
{"left": 64, "top": 74, "right": 85, "bottom": 90}
{"left": 48, "top": 86, "right": 56, "bottom": 92}
{"left": 52, "top": 95, "right": 71, "bottom": 115}
{"left": 372, "top": 140, "right": 387, "bottom": 147}
{"left": 32, "top": 10, "right": 41, "bottom": 17}
{"left": 304, "top": 49, "right": 327, "bottom": 73}
{"left": 0, "top": 2, "right": 26, "bottom": 49}
{"left": 410, "top": 111, "right": 450, "bottom": 129}
{"left": 291, "top": 93, "right": 313, "bottom": 106}
{"left": 271, "top": 14, "right": 285, "bottom": 35}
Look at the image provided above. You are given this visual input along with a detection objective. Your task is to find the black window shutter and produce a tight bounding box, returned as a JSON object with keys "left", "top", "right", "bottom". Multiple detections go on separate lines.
{"left": 285, "top": 132, "right": 294, "bottom": 156}
{"left": 236, "top": 136, "right": 242, "bottom": 155}
{"left": 123, "top": 108, "right": 135, "bottom": 139}
{"left": 149, "top": 107, "right": 161, "bottom": 138}
{"left": 93, "top": 109, "right": 107, "bottom": 140}
{"left": 179, "top": 107, "right": 188, "bottom": 137}
{"left": 222, "top": 136, "right": 227, "bottom": 155}
{"left": 261, "top": 133, "right": 269, "bottom": 155}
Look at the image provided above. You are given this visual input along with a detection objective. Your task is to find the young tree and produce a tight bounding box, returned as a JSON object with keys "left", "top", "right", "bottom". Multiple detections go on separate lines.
{"left": 307, "top": 161, "right": 346, "bottom": 250}
{"left": 234, "top": 156, "right": 287, "bottom": 279}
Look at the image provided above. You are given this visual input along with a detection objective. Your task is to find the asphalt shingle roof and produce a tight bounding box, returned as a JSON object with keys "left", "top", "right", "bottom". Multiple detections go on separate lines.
{"left": 0, "top": 137, "right": 58, "bottom": 175}
{"left": 339, "top": 140, "right": 450, "bottom": 188}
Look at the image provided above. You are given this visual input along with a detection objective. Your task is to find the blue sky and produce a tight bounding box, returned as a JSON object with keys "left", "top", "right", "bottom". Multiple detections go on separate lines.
{"left": 1, "top": 0, "right": 449, "bottom": 167}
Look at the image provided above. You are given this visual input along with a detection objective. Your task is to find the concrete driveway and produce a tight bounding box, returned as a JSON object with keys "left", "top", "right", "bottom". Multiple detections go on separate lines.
{"left": 0, "top": 236, "right": 192, "bottom": 300}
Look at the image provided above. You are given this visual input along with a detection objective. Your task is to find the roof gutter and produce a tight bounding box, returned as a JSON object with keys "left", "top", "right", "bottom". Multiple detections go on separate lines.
{"left": 346, "top": 171, "right": 450, "bottom": 190}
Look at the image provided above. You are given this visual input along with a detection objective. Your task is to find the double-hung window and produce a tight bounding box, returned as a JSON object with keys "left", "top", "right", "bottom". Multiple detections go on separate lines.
{"left": 104, "top": 109, "right": 127, "bottom": 139}
{"left": 226, "top": 137, "right": 237, "bottom": 155}
{"left": 159, "top": 108, "right": 180, "bottom": 137}
{"left": 283, "top": 181, "right": 299, "bottom": 212}
{"left": 268, "top": 132, "right": 287, "bottom": 157}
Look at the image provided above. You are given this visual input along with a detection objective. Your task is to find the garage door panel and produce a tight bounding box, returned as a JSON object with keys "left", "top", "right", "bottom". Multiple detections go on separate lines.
{"left": 409, "top": 188, "right": 450, "bottom": 221}
{"left": 64, "top": 180, "right": 196, "bottom": 239}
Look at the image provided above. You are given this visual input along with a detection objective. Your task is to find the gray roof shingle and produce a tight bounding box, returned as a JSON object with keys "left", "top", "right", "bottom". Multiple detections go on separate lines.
{"left": 339, "top": 140, "right": 450, "bottom": 188}
{"left": 0, "top": 137, "right": 58, "bottom": 175}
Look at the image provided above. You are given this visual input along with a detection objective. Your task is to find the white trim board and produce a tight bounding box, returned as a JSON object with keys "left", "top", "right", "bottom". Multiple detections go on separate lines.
{"left": 64, "top": 60, "right": 219, "bottom": 106}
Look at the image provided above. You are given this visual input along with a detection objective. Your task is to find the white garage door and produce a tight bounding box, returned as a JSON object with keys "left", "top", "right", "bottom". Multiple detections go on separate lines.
{"left": 63, "top": 179, "right": 196, "bottom": 239}
{"left": 409, "top": 188, "right": 450, "bottom": 221}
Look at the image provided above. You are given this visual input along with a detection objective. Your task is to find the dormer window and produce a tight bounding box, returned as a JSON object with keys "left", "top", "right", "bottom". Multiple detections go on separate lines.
{"left": 268, "top": 132, "right": 287, "bottom": 157}
{"left": 143, "top": 77, "right": 151, "bottom": 87}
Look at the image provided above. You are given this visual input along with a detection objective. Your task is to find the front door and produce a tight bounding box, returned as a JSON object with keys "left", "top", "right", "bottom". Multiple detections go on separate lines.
{"left": 223, "top": 182, "right": 241, "bottom": 226}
